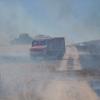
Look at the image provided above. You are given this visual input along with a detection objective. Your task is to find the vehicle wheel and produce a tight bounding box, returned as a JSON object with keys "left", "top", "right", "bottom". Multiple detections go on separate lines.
{"left": 57, "top": 50, "right": 64, "bottom": 60}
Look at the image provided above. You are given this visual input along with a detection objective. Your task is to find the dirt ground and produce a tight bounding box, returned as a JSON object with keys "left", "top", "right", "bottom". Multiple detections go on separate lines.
{"left": 0, "top": 45, "right": 100, "bottom": 100}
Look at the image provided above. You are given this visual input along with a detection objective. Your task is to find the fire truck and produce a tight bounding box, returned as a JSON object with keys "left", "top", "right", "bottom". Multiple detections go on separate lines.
{"left": 29, "top": 37, "right": 65, "bottom": 60}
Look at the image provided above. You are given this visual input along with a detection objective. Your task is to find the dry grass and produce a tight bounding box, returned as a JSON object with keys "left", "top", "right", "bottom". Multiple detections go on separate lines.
{"left": 1, "top": 91, "right": 43, "bottom": 100}
{"left": 33, "top": 62, "right": 57, "bottom": 72}
{"left": 0, "top": 62, "right": 57, "bottom": 100}
{"left": 0, "top": 45, "right": 30, "bottom": 55}
{"left": 45, "top": 63, "right": 56, "bottom": 72}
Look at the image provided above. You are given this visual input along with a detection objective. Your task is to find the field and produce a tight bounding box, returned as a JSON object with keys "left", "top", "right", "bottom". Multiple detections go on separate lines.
{"left": 0, "top": 45, "right": 100, "bottom": 100}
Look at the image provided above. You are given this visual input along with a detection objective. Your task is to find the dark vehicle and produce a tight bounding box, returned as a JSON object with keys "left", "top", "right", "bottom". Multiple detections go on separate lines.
{"left": 29, "top": 37, "right": 65, "bottom": 60}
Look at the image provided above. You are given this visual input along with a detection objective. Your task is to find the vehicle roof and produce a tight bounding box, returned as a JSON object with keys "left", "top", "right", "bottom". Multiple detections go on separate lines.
{"left": 33, "top": 37, "right": 64, "bottom": 41}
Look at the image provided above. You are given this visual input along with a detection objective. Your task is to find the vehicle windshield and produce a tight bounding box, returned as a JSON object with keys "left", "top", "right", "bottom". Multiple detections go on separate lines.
{"left": 32, "top": 40, "right": 46, "bottom": 46}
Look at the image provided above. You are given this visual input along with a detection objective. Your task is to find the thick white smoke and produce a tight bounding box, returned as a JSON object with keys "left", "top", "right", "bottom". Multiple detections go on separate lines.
{"left": 0, "top": 1, "right": 36, "bottom": 44}
{"left": 0, "top": 0, "right": 100, "bottom": 44}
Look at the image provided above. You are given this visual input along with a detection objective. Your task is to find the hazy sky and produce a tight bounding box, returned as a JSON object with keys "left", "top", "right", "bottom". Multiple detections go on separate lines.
{"left": 0, "top": 0, "right": 100, "bottom": 44}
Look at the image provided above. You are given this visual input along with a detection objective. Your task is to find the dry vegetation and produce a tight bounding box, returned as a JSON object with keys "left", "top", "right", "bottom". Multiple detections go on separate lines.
{"left": 0, "top": 62, "right": 58, "bottom": 100}
{"left": 0, "top": 45, "right": 100, "bottom": 100}
{"left": 0, "top": 45, "right": 43, "bottom": 100}
{"left": 37, "top": 62, "right": 57, "bottom": 72}
{"left": 1, "top": 91, "right": 43, "bottom": 100}
{"left": 0, "top": 63, "right": 45, "bottom": 100}
{"left": 0, "top": 45, "right": 30, "bottom": 55}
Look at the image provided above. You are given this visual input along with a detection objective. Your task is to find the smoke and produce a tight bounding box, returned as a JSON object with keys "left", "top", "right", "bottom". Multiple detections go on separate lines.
{"left": 43, "top": 0, "right": 100, "bottom": 43}
{"left": 0, "top": 0, "right": 100, "bottom": 44}
{"left": 0, "top": 1, "right": 37, "bottom": 44}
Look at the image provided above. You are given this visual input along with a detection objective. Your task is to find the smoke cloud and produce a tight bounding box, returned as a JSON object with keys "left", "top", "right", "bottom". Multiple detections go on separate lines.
{"left": 0, "top": 0, "right": 100, "bottom": 44}
{"left": 43, "top": 0, "right": 100, "bottom": 43}
{"left": 0, "top": 0, "right": 37, "bottom": 44}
